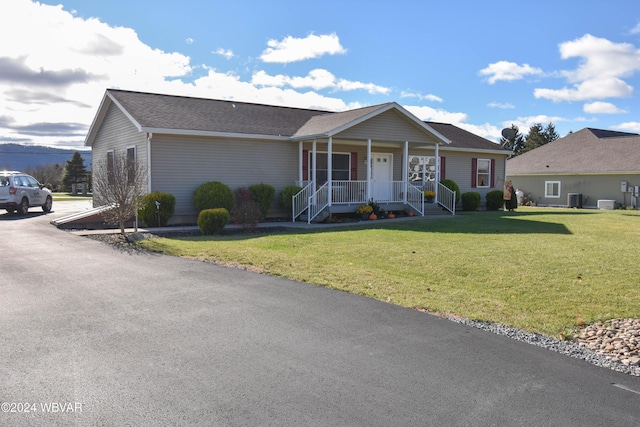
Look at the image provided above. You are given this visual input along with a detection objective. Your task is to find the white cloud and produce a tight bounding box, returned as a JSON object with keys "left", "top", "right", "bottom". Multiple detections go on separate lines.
{"left": 615, "top": 121, "right": 640, "bottom": 132}
{"left": 214, "top": 48, "right": 234, "bottom": 59}
{"left": 534, "top": 77, "right": 634, "bottom": 102}
{"left": 260, "top": 33, "right": 346, "bottom": 64}
{"left": 583, "top": 101, "right": 627, "bottom": 114}
{"left": 534, "top": 34, "right": 640, "bottom": 102}
{"left": 252, "top": 69, "right": 390, "bottom": 95}
{"left": 185, "top": 38, "right": 194, "bottom": 45}
{"left": 479, "top": 61, "right": 543, "bottom": 84}
{"left": 632, "top": 23, "right": 640, "bottom": 35}
{"left": 400, "top": 91, "right": 443, "bottom": 103}
{"left": 0, "top": 2, "right": 362, "bottom": 147}
{"left": 504, "top": 115, "right": 566, "bottom": 134}
{"left": 487, "top": 102, "right": 515, "bottom": 109}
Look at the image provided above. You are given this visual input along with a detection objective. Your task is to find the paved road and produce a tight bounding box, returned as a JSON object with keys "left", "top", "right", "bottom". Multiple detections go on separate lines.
{"left": 1, "top": 202, "right": 639, "bottom": 426}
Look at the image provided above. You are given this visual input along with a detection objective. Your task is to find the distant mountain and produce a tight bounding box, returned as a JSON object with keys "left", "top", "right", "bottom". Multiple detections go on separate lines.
{"left": 0, "top": 144, "right": 92, "bottom": 171}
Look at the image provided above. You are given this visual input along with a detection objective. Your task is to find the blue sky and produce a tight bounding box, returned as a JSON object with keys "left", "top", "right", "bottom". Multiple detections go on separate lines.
{"left": 1, "top": 0, "right": 640, "bottom": 148}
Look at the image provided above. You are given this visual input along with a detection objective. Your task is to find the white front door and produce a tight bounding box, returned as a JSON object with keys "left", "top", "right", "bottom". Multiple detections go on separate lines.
{"left": 371, "top": 153, "right": 393, "bottom": 201}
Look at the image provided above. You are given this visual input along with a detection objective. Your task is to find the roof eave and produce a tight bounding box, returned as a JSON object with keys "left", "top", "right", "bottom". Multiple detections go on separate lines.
{"left": 142, "top": 127, "right": 292, "bottom": 141}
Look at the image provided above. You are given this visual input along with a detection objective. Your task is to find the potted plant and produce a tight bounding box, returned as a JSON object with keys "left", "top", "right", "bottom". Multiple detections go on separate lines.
{"left": 356, "top": 204, "right": 373, "bottom": 220}
{"left": 424, "top": 190, "right": 435, "bottom": 203}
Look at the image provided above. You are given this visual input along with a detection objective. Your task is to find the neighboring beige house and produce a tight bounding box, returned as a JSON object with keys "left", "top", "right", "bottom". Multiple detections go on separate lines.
{"left": 506, "top": 128, "right": 640, "bottom": 209}
{"left": 85, "top": 89, "right": 510, "bottom": 224}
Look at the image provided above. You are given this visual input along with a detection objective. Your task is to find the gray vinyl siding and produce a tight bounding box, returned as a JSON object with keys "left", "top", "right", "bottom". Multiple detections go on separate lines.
{"left": 508, "top": 173, "right": 640, "bottom": 208}
{"left": 337, "top": 110, "right": 441, "bottom": 144}
{"left": 150, "top": 135, "right": 298, "bottom": 221}
{"left": 440, "top": 151, "right": 507, "bottom": 205}
{"left": 91, "top": 103, "right": 147, "bottom": 207}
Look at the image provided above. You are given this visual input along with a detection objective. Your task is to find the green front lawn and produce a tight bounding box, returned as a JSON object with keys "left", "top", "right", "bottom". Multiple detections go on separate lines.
{"left": 140, "top": 207, "right": 640, "bottom": 338}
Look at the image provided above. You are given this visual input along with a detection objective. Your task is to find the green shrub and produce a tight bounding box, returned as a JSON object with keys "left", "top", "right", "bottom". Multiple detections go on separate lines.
{"left": 279, "top": 185, "right": 302, "bottom": 215}
{"left": 440, "top": 179, "right": 461, "bottom": 204}
{"left": 193, "top": 181, "right": 234, "bottom": 212}
{"left": 485, "top": 190, "right": 504, "bottom": 211}
{"left": 139, "top": 192, "right": 176, "bottom": 226}
{"left": 232, "top": 187, "right": 262, "bottom": 232}
{"left": 249, "top": 183, "right": 275, "bottom": 219}
{"left": 461, "top": 192, "right": 481, "bottom": 211}
{"left": 197, "top": 208, "right": 229, "bottom": 235}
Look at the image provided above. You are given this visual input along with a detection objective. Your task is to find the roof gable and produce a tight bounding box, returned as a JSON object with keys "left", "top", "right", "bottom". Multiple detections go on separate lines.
{"left": 507, "top": 128, "right": 640, "bottom": 174}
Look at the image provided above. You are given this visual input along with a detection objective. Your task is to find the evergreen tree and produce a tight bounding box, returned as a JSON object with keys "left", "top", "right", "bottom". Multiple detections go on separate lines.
{"left": 62, "top": 151, "right": 88, "bottom": 191}
{"left": 519, "top": 122, "right": 559, "bottom": 155}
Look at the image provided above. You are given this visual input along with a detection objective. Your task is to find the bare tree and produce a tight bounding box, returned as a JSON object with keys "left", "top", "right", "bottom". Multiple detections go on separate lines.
{"left": 92, "top": 151, "right": 147, "bottom": 235}
{"left": 24, "top": 163, "right": 64, "bottom": 191}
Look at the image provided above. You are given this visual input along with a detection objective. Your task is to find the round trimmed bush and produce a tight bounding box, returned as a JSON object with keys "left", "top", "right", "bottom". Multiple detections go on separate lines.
{"left": 249, "top": 183, "right": 275, "bottom": 219}
{"left": 461, "top": 192, "right": 481, "bottom": 211}
{"left": 197, "top": 208, "right": 229, "bottom": 235}
{"left": 139, "top": 192, "right": 176, "bottom": 226}
{"left": 279, "top": 185, "right": 302, "bottom": 215}
{"left": 193, "top": 181, "right": 234, "bottom": 212}
{"left": 485, "top": 190, "right": 504, "bottom": 210}
{"left": 440, "top": 179, "right": 461, "bottom": 204}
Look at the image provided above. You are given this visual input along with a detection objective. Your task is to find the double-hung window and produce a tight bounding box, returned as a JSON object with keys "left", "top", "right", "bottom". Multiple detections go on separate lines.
{"left": 545, "top": 181, "right": 561, "bottom": 198}
{"left": 310, "top": 152, "right": 350, "bottom": 183}
{"left": 476, "top": 159, "right": 490, "bottom": 188}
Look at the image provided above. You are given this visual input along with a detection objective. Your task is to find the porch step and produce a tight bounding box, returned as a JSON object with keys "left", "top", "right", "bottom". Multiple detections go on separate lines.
{"left": 298, "top": 210, "right": 330, "bottom": 223}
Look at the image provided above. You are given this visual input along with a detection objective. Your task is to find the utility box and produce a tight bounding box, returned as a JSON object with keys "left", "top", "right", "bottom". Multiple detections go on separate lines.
{"left": 597, "top": 200, "right": 616, "bottom": 210}
{"left": 567, "top": 193, "right": 583, "bottom": 208}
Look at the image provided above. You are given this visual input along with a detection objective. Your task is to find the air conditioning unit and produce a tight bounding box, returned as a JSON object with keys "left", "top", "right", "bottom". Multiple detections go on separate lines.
{"left": 567, "top": 193, "right": 582, "bottom": 208}
{"left": 597, "top": 200, "right": 616, "bottom": 210}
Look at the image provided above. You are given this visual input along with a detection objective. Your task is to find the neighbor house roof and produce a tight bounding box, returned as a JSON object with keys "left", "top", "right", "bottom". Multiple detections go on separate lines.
{"left": 507, "top": 128, "right": 640, "bottom": 174}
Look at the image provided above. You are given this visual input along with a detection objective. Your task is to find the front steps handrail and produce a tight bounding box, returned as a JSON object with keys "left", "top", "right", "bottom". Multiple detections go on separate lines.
{"left": 292, "top": 181, "right": 315, "bottom": 222}
{"left": 307, "top": 182, "right": 329, "bottom": 224}
{"left": 438, "top": 182, "right": 456, "bottom": 215}
{"left": 405, "top": 183, "right": 424, "bottom": 215}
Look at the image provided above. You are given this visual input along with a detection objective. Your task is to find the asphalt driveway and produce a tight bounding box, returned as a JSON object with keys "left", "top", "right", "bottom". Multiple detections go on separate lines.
{"left": 1, "top": 201, "right": 639, "bottom": 426}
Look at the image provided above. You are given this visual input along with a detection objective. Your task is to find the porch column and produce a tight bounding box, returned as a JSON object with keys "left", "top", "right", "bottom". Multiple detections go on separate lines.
{"left": 366, "top": 138, "right": 372, "bottom": 201}
{"left": 312, "top": 139, "right": 317, "bottom": 188}
{"left": 327, "top": 137, "right": 333, "bottom": 207}
{"left": 403, "top": 141, "right": 408, "bottom": 203}
{"left": 434, "top": 143, "right": 440, "bottom": 202}
{"left": 298, "top": 141, "right": 303, "bottom": 185}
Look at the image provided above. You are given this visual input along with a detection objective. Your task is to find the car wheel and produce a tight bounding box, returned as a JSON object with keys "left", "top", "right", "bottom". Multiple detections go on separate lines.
{"left": 42, "top": 196, "right": 52, "bottom": 213}
{"left": 18, "top": 198, "right": 29, "bottom": 215}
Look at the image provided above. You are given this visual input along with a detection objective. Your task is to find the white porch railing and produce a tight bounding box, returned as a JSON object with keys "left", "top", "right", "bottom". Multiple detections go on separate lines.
{"left": 292, "top": 181, "right": 314, "bottom": 221}
{"left": 306, "top": 182, "right": 329, "bottom": 224}
{"left": 292, "top": 180, "right": 454, "bottom": 222}
{"left": 405, "top": 183, "right": 424, "bottom": 215}
{"left": 437, "top": 182, "right": 456, "bottom": 215}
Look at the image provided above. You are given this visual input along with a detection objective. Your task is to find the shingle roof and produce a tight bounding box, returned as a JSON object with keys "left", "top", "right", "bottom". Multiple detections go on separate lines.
{"left": 292, "top": 104, "right": 391, "bottom": 137}
{"left": 425, "top": 122, "right": 506, "bottom": 151}
{"left": 107, "top": 89, "right": 329, "bottom": 137}
{"left": 507, "top": 128, "right": 640, "bottom": 174}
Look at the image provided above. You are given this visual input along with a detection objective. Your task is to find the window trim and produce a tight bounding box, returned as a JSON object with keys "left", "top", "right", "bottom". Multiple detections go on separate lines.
{"left": 307, "top": 151, "right": 352, "bottom": 182}
{"left": 545, "top": 180, "right": 561, "bottom": 198}
{"left": 475, "top": 158, "right": 491, "bottom": 188}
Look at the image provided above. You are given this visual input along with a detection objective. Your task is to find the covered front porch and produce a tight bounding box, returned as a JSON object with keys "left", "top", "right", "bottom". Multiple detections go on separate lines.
{"left": 291, "top": 138, "right": 456, "bottom": 223}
